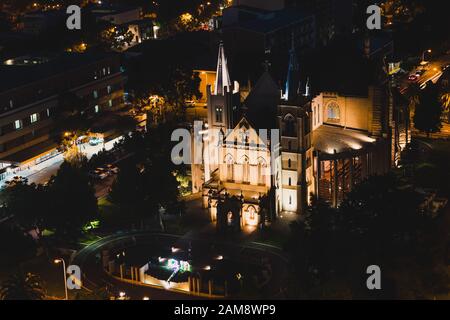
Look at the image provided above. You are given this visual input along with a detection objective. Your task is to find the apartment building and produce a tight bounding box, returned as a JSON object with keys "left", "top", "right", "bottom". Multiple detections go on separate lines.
{"left": 0, "top": 52, "right": 125, "bottom": 167}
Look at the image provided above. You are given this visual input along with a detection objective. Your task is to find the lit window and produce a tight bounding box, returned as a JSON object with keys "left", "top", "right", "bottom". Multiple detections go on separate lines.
{"left": 9, "top": 100, "right": 13, "bottom": 108}
{"left": 93, "top": 90, "right": 98, "bottom": 99}
{"left": 248, "top": 207, "right": 255, "bottom": 220}
{"left": 94, "top": 105, "right": 99, "bottom": 113}
{"left": 327, "top": 102, "right": 340, "bottom": 122}
{"left": 215, "top": 106, "right": 223, "bottom": 123}
{"left": 30, "top": 113, "right": 39, "bottom": 123}
{"left": 108, "top": 100, "right": 113, "bottom": 107}
{"left": 103, "top": 68, "right": 106, "bottom": 75}
{"left": 107, "top": 85, "right": 112, "bottom": 94}
{"left": 107, "top": 67, "right": 111, "bottom": 74}
{"left": 47, "top": 108, "right": 50, "bottom": 117}
{"left": 14, "top": 120, "right": 22, "bottom": 130}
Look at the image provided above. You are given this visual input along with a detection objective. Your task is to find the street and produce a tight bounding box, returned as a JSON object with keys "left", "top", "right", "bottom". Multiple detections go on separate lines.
{"left": 399, "top": 53, "right": 450, "bottom": 94}
{"left": 0, "top": 136, "right": 124, "bottom": 195}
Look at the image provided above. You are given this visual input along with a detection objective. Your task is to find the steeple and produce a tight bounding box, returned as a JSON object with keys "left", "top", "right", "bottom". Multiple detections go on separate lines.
{"left": 214, "top": 42, "right": 232, "bottom": 96}
{"left": 304, "top": 77, "right": 310, "bottom": 97}
{"left": 282, "top": 34, "right": 300, "bottom": 101}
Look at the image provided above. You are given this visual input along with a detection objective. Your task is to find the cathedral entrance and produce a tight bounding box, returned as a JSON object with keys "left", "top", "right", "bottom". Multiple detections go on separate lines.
{"left": 216, "top": 195, "right": 242, "bottom": 233}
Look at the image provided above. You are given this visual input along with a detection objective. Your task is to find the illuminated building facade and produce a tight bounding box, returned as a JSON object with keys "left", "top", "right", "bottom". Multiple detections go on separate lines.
{"left": 193, "top": 42, "right": 410, "bottom": 231}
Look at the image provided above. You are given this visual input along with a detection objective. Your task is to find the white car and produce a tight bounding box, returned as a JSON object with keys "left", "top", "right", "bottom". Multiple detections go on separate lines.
{"left": 89, "top": 137, "right": 104, "bottom": 146}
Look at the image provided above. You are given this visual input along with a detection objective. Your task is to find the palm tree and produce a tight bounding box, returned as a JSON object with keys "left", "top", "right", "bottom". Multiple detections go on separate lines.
{"left": 0, "top": 272, "right": 46, "bottom": 300}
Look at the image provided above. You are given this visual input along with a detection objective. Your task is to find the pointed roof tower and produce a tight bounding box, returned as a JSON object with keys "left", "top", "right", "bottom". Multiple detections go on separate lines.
{"left": 214, "top": 42, "right": 232, "bottom": 96}
{"left": 282, "top": 34, "right": 300, "bottom": 101}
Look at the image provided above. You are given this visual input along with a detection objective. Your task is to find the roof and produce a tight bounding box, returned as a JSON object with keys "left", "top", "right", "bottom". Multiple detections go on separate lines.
{"left": 89, "top": 4, "right": 141, "bottom": 15}
{"left": 0, "top": 52, "right": 118, "bottom": 93}
{"left": 312, "top": 125, "right": 377, "bottom": 157}
{"left": 2, "top": 139, "right": 57, "bottom": 164}
{"left": 243, "top": 71, "right": 281, "bottom": 129}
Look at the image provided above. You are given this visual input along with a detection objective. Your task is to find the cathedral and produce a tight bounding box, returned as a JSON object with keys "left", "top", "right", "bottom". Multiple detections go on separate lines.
{"left": 191, "top": 41, "right": 410, "bottom": 232}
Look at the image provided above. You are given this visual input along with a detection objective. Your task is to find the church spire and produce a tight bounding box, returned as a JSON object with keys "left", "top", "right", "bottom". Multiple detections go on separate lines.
{"left": 214, "top": 41, "right": 232, "bottom": 96}
{"left": 304, "top": 76, "right": 310, "bottom": 97}
{"left": 282, "top": 33, "right": 300, "bottom": 101}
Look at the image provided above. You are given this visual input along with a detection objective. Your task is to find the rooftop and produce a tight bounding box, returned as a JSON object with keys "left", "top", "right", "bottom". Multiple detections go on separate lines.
{"left": 0, "top": 52, "right": 118, "bottom": 93}
{"left": 312, "top": 124, "right": 377, "bottom": 158}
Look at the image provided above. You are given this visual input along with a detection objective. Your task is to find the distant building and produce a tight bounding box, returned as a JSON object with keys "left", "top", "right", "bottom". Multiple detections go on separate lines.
{"left": 232, "top": 0, "right": 285, "bottom": 11}
{"left": 286, "top": 0, "right": 354, "bottom": 46}
{"left": 92, "top": 5, "right": 142, "bottom": 25}
{"left": 20, "top": 10, "right": 66, "bottom": 35}
{"left": 221, "top": 5, "right": 316, "bottom": 57}
{"left": 0, "top": 52, "right": 125, "bottom": 168}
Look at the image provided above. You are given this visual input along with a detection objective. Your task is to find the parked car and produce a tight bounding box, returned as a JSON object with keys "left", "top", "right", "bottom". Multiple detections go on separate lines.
{"left": 89, "top": 168, "right": 108, "bottom": 180}
{"left": 415, "top": 69, "right": 425, "bottom": 77}
{"left": 106, "top": 164, "right": 119, "bottom": 174}
{"left": 89, "top": 137, "right": 104, "bottom": 146}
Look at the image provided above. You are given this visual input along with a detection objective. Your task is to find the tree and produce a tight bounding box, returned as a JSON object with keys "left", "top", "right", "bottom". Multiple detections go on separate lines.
{"left": 100, "top": 25, "right": 135, "bottom": 52}
{"left": 158, "top": 67, "right": 201, "bottom": 119}
{"left": 0, "top": 226, "right": 37, "bottom": 267}
{"left": 54, "top": 91, "right": 90, "bottom": 150}
{"left": 109, "top": 123, "right": 182, "bottom": 227}
{"left": 109, "top": 160, "right": 146, "bottom": 219}
{"left": 45, "top": 161, "right": 98, "bottom": 236}
{"left": 285, "top": 174, "right": 427, "bottom": 299}
{"left": 74, "top": 286, "right": 110, "bottom": 300}
{"left": 0, "top": 179, "right": 48, "bottom": 230}
{"left": 414, "top": 81, "right": 443, "bottom": 136}
{"left": 0, "top": 272, "right": 46, "bottom": 300}
{"left": 126, "top": 43, "right": 202, "bottom": 122}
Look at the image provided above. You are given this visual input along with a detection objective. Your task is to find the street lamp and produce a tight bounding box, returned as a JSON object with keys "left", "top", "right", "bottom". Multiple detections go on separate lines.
{"left": 54, "top": 258, "right": 68, "bottom": 300}
{"left": 421, "top": 49, "right": 432, "bottom": 65}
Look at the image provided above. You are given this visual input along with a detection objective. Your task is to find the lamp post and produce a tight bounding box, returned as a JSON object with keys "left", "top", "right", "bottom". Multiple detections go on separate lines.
{"left": 54, "top": 258, "right": 68, "bottom": 300}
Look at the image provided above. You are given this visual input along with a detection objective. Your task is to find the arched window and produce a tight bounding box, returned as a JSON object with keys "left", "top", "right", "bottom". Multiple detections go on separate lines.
{"left": 248, "top": 206, "right": 256, "bottom": 220}
{"left": 227, "top": 212, "right": 233, "bottom": 226}
{"left": 242, "top": 156, "right": 250, "bottom": 183}
{"left": 225, "top": 154, "right": 234, "bottom": 181}
{"left": 257, "top": 157, "right": 266, "bottom": 185}
{"left": 288, "top": 159, "right": 291, "bottom": 168}
{"left": 288, "top": 177, "right": 292, "bottom": 186}
{"left": 283, "top": 114, "right": 296, "bottom": 137}
{"left": 327, "top": 102, "right": 340, "bottom": 122}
